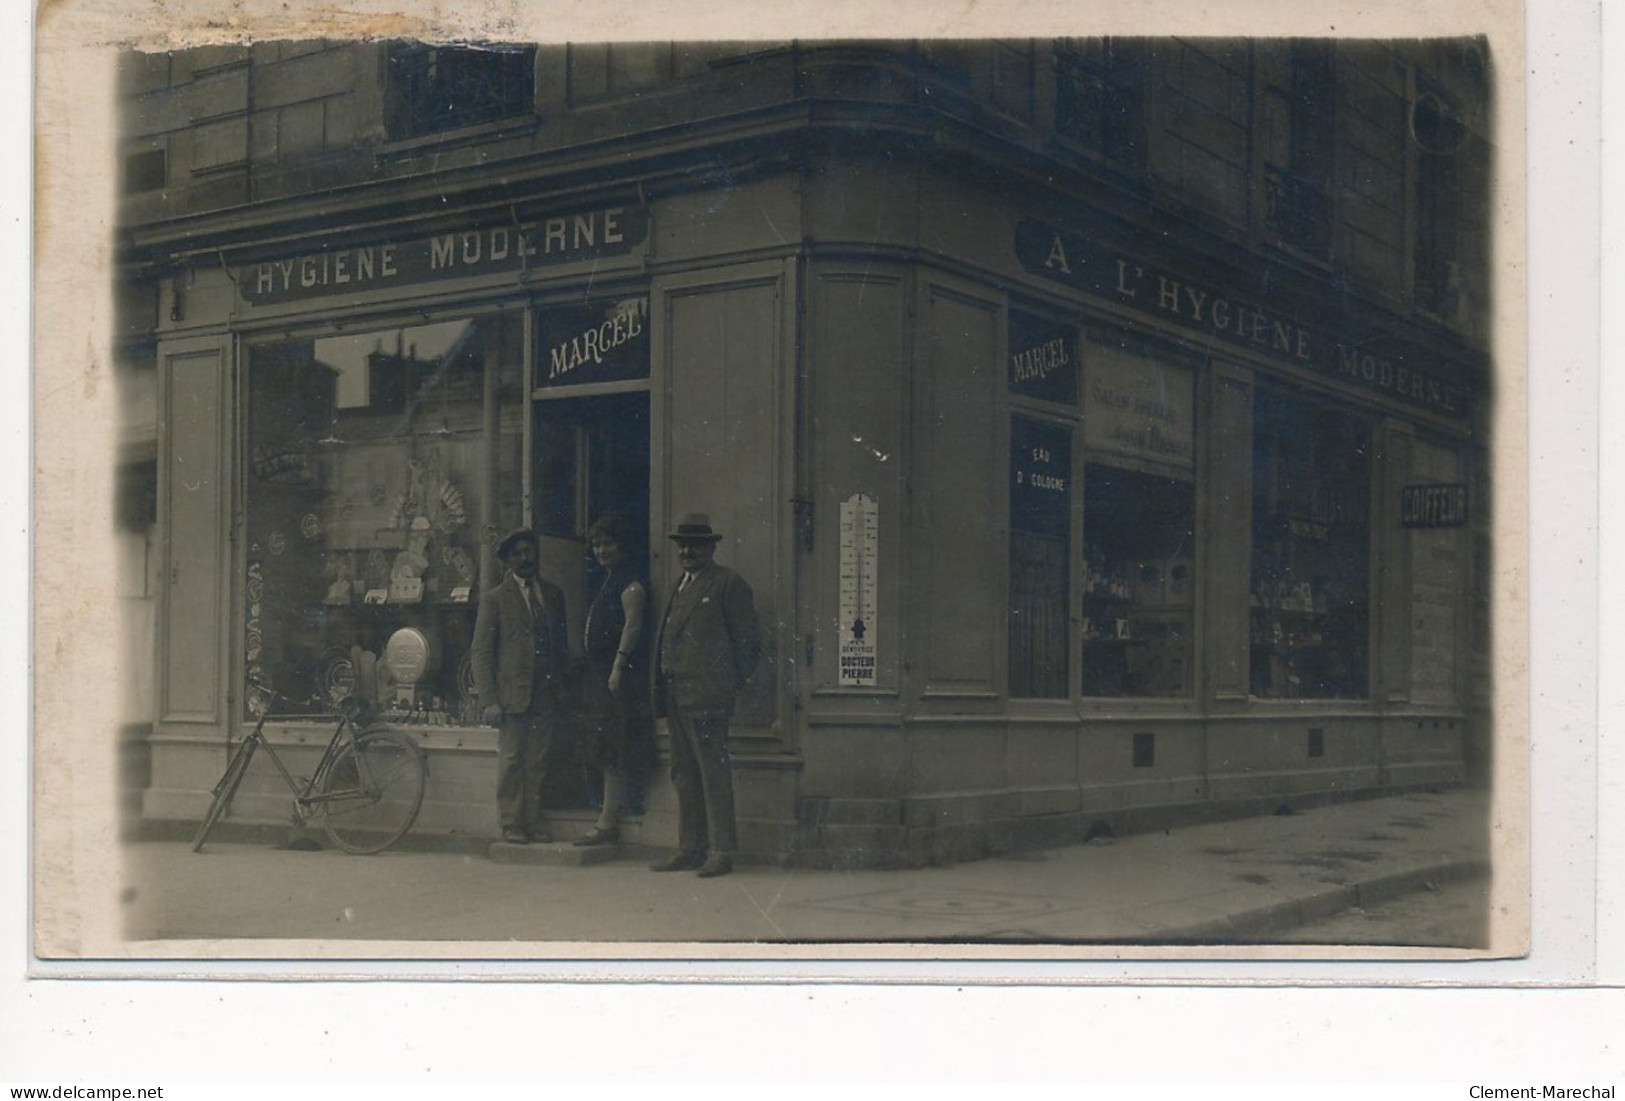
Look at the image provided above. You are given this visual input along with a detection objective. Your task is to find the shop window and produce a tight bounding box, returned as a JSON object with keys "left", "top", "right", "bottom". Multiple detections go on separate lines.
{"left": 1008, "top": 416, "right": 1072, "bottom": 699}
{"left": 1261, "top": 40, "right": 1335, "bottom": 255}
{"left": 1249, "top": 389, "right": 1372, "bottom": 699}
{"left": 1079, "top": 465, "right": 1195, "bottom": 697}
{"left": 1055, "top": 38, "right": 1147, "bottom": 169}
{"left": 244, "top": 314, "right": 524, "bottom": 720}
{"left": 385, "top": 43, "right": 537, "bottom": 140}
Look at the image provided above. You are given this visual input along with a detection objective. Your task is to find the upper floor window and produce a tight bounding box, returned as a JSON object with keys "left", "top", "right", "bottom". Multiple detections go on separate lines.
{"left": 1412, "top": 76, "right": 1466, "bottom": 318}
{"left": 1055, "top": 38, "right": 1147, "bottom": 169}
{"left": 922, "top": 40, "right": 1037, "bottom": 124}
{"left": 1261, "top": 40, "right": 1335, "bottom": 255}
{"left": 385, "top": 43, "right": 537, "bottom": 140}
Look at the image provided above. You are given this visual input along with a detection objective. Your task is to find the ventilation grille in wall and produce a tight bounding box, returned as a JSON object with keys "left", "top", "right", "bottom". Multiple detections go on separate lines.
{"left": 1132, "top": 732, "right": 1155, "bottom": 768}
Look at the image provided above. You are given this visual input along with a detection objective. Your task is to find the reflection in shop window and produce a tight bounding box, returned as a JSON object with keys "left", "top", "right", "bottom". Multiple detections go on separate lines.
{"left": 1080, "top": 465, "right": 1195, "bottom": 697}
{"left": 244, "top": 314, "right": 523, "bottom": 720}
{"left": 1249, "top": 389, "right": 1372, "bottom": 699}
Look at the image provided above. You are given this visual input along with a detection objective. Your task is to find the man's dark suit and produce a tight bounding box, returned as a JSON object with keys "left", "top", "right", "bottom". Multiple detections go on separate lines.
{"left": 472, "top": 571, "right": 570, "bottom": 834}
{"left": 654, "top": 562, "right": 762, "bottom": 859}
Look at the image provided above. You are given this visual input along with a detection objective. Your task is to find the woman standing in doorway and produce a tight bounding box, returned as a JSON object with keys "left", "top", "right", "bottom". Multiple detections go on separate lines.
{"left": 573, "top": 513, "right": 652, "bottom": 846}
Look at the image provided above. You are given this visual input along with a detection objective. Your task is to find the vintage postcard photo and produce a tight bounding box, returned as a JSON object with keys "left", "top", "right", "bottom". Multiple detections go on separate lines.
{"left": 30, "top": 0, "right": 1532, "bottom": 967}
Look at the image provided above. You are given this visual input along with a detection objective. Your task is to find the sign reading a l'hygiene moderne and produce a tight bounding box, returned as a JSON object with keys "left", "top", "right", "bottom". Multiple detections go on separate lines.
{"left": 241, "top": 206, "right": 650, "bottom": 306}
{"left": 1014, "top": 218, "right": 1471, "bottom": 419}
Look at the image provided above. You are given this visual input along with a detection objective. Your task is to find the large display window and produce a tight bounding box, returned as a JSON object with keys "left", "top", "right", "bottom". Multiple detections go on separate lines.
{"left": 1249, "top": 387, "right": 1372, "bottom": 699}
{"left": 1005, "top": 327, "right": 1199, "bottom": 701}
{"left": 1077, "top": 342, "right": 1196, "bottom": 698}
{"left": 243, "top": 313, "right": 525, "bottom": 720}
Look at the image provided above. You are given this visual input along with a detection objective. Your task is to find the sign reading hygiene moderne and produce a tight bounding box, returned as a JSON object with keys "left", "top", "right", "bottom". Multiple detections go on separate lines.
{"left": 838, "top": 494, "right": 879, "bottom": 687}
{"left": 241, "top": 206, "right": 651, "bottom": 306}
{"left": 1014, "top": 218, "right": 1469, "bottom": 418}
{"left": 1400, "top": 483, "right": 1469, "bottom": 528}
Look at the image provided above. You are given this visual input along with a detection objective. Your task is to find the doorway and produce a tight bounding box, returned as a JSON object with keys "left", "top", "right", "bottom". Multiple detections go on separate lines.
{"left": 531, "top": 390, "right": 652, "bottom": 811}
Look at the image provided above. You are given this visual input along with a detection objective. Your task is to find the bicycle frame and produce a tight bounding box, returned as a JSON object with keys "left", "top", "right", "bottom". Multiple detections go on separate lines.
{"left": 194, "top": 684, "right": 427, "bottom": 854}
{"left": 242, "top": 707, "right": 370, "bottom": 821}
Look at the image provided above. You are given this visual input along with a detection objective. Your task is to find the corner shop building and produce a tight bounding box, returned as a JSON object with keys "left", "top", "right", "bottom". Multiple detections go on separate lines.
{"left": 130, "top": 43, "right": 1492, "bottom": 865}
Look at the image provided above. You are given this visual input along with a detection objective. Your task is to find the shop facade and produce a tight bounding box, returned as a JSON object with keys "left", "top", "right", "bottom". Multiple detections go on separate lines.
{"left": 119, "top": 39, "right": 1493, "bottom": 864}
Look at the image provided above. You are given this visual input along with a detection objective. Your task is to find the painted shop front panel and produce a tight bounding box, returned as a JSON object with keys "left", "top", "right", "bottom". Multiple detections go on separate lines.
{"left": 141, "top": 164, "right": 1483, "bottom": 864}
{"left": 145, "top": 192, "right": 804, "bottom": 845}
{"left": 995, "top": 207, "right": 1480, "bottom": 812}
{"left": 781, "top": 159, "right": 1483, "bottom": 865}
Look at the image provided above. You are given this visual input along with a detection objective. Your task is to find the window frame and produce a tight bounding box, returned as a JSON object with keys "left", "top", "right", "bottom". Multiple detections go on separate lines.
{"left": 383, "top": 42, "right": 538, "bottom": 142}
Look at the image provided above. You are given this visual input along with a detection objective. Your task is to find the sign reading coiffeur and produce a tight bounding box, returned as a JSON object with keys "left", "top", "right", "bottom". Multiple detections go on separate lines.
{"left": 1400, "top": 483, "right": 1469, "bottom": 528}
{"left": 241, "top": 206, "right": 650, "bottom": 305}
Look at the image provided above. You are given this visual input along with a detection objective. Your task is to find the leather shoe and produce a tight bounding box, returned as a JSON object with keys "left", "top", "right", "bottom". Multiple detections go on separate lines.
{"left": 573, "top": 827, "right": 620, "bottom": 847}
{"left": 500, "top": 826, "right": 529, "bottom": 845}
{"left": 696, "top": 855, "right": 733, "bottom": 878}
{"left": 650, "top": 851, "right": 705, "bottom": 872}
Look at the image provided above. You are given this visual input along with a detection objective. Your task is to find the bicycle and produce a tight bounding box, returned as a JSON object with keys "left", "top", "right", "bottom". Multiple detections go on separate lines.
{"left": 191, "top": 682, "right": 427, "bottom": 855}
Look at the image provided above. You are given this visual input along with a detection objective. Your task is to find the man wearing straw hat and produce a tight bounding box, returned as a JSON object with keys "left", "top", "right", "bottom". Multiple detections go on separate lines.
{"left": 650, "top": 512, "right": 762, "bottom": 878}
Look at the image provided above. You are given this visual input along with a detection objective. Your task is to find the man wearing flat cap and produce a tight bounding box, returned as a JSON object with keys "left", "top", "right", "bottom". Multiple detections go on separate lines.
{"left": 650, "top": 512, "right": 762, "bottom": 878}
{"left": 472, "top": 528, "right": 570, "bottom": 845}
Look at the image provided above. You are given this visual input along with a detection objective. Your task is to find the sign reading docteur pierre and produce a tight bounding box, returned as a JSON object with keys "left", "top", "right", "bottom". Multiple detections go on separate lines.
{"left": 241, "top": 206, "right": 650, "bottom": 306}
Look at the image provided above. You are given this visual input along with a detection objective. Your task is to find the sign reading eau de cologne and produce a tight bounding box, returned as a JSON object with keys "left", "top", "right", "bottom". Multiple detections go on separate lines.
{"left": 240, "top": 206, "right": 650, "bottom": 306}
{"left": 1009, "top": 416, "right": 1072, "bottom": 540}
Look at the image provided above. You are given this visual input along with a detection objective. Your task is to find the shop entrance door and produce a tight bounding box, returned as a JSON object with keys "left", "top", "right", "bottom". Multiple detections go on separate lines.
{"left": 531, "top": 390, "right": 651, "bottom": 810}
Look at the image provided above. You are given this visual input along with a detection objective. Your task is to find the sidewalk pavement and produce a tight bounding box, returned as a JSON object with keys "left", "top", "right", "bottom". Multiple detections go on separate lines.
{"left": 117, "top": 787, "right": 1494, "bottom": 952}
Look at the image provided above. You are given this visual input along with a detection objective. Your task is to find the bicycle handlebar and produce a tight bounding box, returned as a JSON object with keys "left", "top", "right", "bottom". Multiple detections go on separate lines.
{"left": 247, "top": 679, "right": 356, "bottom": 717}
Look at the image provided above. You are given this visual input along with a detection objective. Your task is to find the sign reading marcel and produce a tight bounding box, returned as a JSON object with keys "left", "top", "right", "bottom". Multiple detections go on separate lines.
{"left": 1008, "top": 310, "right": 1078, "bottom": 404}
{"left": 242, "top": 206, "right": 650, "bottom": 306}
{"left": 537, "top": 297, "right": 650, "bottom": 388}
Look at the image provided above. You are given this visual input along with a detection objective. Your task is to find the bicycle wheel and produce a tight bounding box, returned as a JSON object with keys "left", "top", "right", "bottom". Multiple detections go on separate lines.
{"left": 191, "top": 736, "right": 259, "bottom": 853}
{"left": 319, "top": 727, "right": 426, "bottom": 854}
